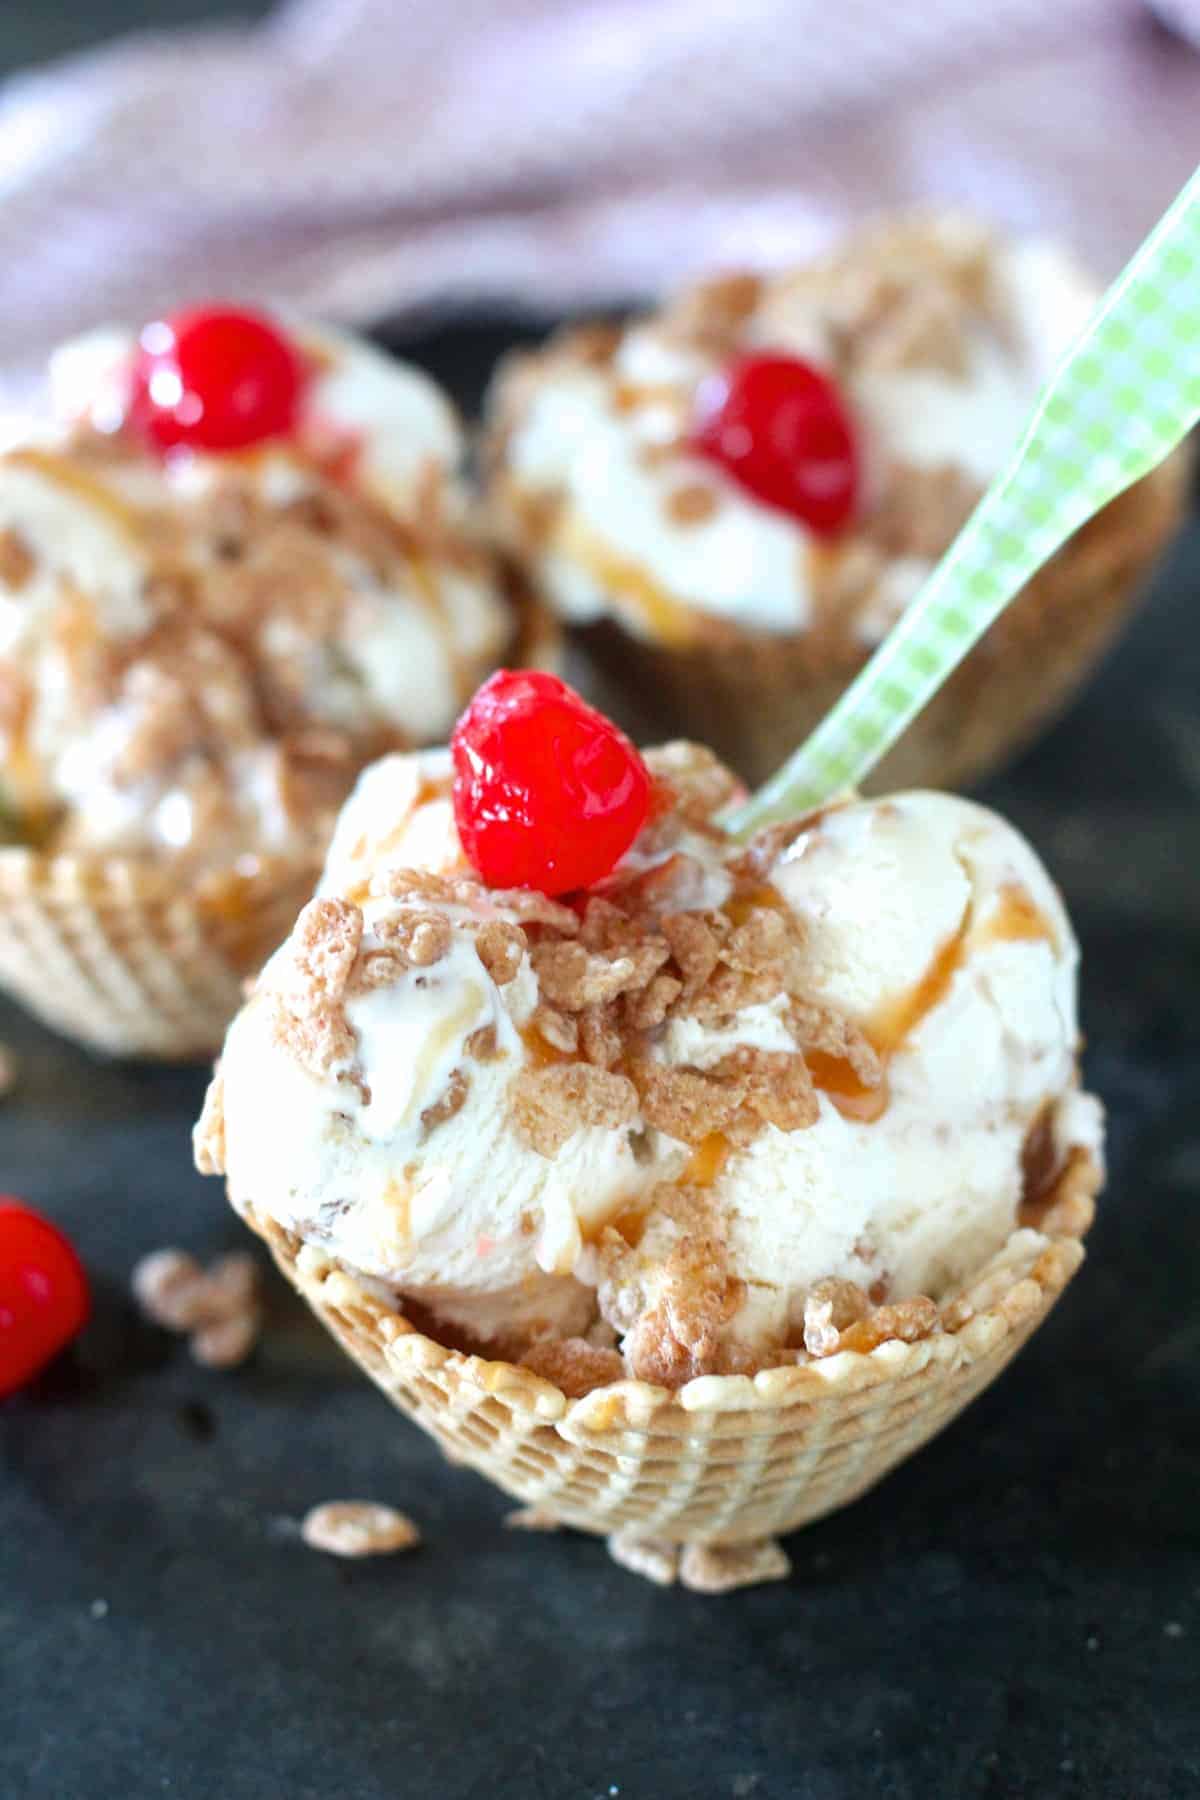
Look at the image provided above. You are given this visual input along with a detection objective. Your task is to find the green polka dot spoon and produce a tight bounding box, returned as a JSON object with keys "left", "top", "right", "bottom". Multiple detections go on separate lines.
{"left": 727, "top": 165, "right": 1200, "bottom": 835}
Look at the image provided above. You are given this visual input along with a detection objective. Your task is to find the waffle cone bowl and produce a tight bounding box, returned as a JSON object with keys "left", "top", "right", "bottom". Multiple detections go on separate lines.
{"left": 0, "top": 847, "right": 318, "bottom": 1058}
{"left": 0, "top": 591, "right": 560, "bottom": 1060}
{"left": 239, "top": 1145, "right": 1099, "bottom": 1592}
{"left": 573, "top": 455, "right": 1189, "bottom": 792}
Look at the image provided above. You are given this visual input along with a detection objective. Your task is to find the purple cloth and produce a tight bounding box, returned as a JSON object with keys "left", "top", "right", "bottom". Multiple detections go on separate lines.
{"left": 1, "top": 0, "right": 1197, "bottom": 395}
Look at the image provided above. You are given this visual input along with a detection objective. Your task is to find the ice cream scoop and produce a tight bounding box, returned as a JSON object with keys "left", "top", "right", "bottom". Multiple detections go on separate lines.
{"left": 0, "top": 308, "right": 540, "bottom": 1057}
{"left": 0, "top": 311, "right": 512, "bottom": 871}
{"left": 199, "top": 727, "right": 1100, "bottom": 1384}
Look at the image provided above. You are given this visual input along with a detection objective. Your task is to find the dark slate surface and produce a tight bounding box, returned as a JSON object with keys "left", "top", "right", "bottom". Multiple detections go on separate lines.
{"left": 2, "top": 324, "right": 1200, "bottom": 1800}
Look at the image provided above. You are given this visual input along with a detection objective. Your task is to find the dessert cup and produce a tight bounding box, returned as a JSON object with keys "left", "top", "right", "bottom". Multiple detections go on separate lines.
{"left": 486, "top": 214, "right": 1189, "bottom": 788}
{"left": 0, "top": 847, "right": 309, "bottom": 1059}
{"left": 239, "top": 1147, "right": 1096, "bottom": 1587}
{"left": 0, "top": 318, "right": 552, "bottom": 1056}
{"left": 571, "top": 459, "right": 1187, "bottom": 792}
{"left": 0, "top": 584, "right": 554, "bottom": 1059}
{"left": 199, "top": 717, "right": 1105, "bottom": 1585}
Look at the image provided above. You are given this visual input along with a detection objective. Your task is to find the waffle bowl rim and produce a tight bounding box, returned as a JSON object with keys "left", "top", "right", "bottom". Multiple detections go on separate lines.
{"left": 238, "top": 1142, "right": 1100, "bottom": 1440}
{"left": 0, "top": 840, "right": 323, "bottom": 1057}
{"left": 489, "top": 440, "right": 1190, "bottom": 664}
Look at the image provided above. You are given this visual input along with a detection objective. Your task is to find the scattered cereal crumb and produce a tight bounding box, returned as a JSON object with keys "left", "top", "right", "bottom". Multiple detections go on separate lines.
{"left": 679, "top": 1538, "right": 791, "bottom": 1594}
{"left": 300, "top": 1501, "right": 420, "bottom": 1558}
{"left": 803, "top": 1278, "right": 869, "bottom": 1357}
{"left": 1164, "top": 1620, "right": 1185, "bottom": 1639}
{"left": 89, "top": 1598, "right": 109, "bottom": 1620}
{"left": 190, "top": 1309, "right": 261, "bottom": 1370}
{"left": 607, "top": 1531, "right": 679, "bottom": 1587}
{"left": 518, "top": 1336, "right": 625, "bottom": 1398}
{"left": 665, "top": 482, "right": 719, "bottom": 525}
{"left": 132, "top": 1245, "right": 263, "bottom": 1367}
{"left": 132, "top": 1248, "right": 210, "bottom": 1331}
{"left": 0, "top": 527, "right": 35, "bottom": 589}
{"left": 504, "top": 1506, "right": 562, "bottom": 1533}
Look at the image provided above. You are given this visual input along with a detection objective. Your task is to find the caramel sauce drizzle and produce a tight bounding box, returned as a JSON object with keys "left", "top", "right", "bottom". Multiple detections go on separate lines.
{"left": 553, "top": 512, "right": 701, "bottom": 649}
{"left": 5, "top": 447, "right": 145, "bottom": 542}
{"left": 808, "top": 882, "right": 1056, "bottom": 1125}
{"left": 519, "top": 1022, "right": 573, "bottom": 1070}
{"left": 975, "top": 882, "right": 1058, "bottom": 950}
{"left": 682, "top": 1131, "right": 732, "bottom": 1189}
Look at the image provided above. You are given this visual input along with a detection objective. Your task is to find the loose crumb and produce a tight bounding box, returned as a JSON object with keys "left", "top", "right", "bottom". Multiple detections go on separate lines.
{"left": 803, "top": 1278, "right": 869, "bottom": 1357}
{"left": 300, "top": 1501, "right": 420, "bottom": 1558}
{"left": 132, "top": 1248, "right": 212, "bottom": 1331}
{"left": 191, "top": 1309, "right": 262, "bottom": 1370}
{"left": 504, "top": 1506, "right": 562, "bottom": 1532}
{"left": 132, "top": 1245, "right": 263, "bottom": 1367}
{"left": 679, "top": 1539, "right": 791, "bottom": 1594}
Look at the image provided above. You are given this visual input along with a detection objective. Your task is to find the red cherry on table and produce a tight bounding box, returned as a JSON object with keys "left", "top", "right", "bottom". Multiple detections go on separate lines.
{"left": 0, "top": 1201, "right": 90, "bottom": 1398}
{"left": 689, "top": 352, "right": 859, "bottom": 536}
{"left": 451, "top": 671, "right": 652, "bottom": 896}
{"left": 127, "top": 305, "right": 309, "bottom": 455}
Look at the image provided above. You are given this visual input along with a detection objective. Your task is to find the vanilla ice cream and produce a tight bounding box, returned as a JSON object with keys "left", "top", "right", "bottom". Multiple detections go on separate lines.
{"left": 487, "top": 214, "right": 1098, "bottom": 648}
{"left": 198, "top": 741, "right": 1102, "bottom": 1384}
{"left": 0, "top": 320, "right": 512, "bottom": 867}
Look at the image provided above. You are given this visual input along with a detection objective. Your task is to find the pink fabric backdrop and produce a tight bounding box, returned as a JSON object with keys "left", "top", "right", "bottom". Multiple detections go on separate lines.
{"left": 1, "top": 0, "right": 1198, "bottom": 395}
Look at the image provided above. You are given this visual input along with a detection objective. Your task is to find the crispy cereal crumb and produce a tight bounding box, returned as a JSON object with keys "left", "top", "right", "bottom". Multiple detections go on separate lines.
{"left": 132, "top": 1249, "right": 210, "bottom": 1331}
{"left": 532, "top": 940, "right": 668, "bottom": 1011}
{"left": 420, "top": 1067, "right": 469, "bottom": 1135}
{"left": 300, "top": 1501, "right": 420, "bottom": 1558}
{"left": 642, "top": 742, "right": 742, "bottom": 825}
{"left": 802, "top": 1278, "right": 870, "bottom": 1357}
{"left": 621, "top": 1233, "right": 745, "bottom": 1386}
{"left": 191, "top": 1308, "right": 262, "bottom": 1369}
{"left": 504, "top": 1506, "right": 562, "bottom": 1532}
{"left": 679, "top": 1539, "right": 791, "bottom": 1594}
{"left": 578, "top": 1004, "right": 622, "bottom": 1069}
{"left": 203, "top": 1251, "right": 260, "bottom": 1316}
{"left": 465, "top": 1023, "right": 500, "bottom": 1062}
{"left": 0, "top": 528, "right": 35, "bottom": 590}
{"left": 607, "top": 1532, "right": 679, "bottom": 1587}
{"left": 665, "top": 482, "right": 719, "bottom": 525}
{"left": 518, "top": 1336, "right": 625, "bottom": 1398}
{"left": 530, "top": 1005, "right": 578, "bottom": 1055}
{"left": 133, "top": 1244, "right": 262, "bottom": 1364}
{"left": 291, "top": 898, "right": 363, "bottom": 1001}
{"left": 475, "top": 919, "right": 527, "bottom": 985}
{"left": 402, "top": 913, "right": 454, "bottom": 968}
{"left": 836, "top": 1295, "right": 939, "bottom": 1354}
{"left": 635, "top": 1063, "right": 742, "bottom": 1146}
{"left": 512, "top": 1064, "right": 639, "bottom": 1157}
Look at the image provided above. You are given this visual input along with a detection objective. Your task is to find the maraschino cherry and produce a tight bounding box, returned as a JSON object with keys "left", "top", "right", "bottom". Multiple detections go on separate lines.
{"left": 452, "top": 671, "right": 652, "bottom": 896}
{"left": 690, "top": 352, "right": 859, "bottom": 535}
{"left": 128, "top": 305, "right": 309, "bottom": 454}
{"left": 0, "top": 1201, "right": 90, "bottom": 1398}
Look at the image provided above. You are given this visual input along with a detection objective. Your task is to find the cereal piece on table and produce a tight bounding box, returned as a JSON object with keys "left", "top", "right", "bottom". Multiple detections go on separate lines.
{"left": 607, "top": 1532, "right": 679, "bottom": 1587}
{"left": 504, "top": 1507, "right": 562, "bottom": 1533}
{"left": 678, "top": 1539, "right": 792, "bottom": 1594}
{"left": 131, "top": 1248, "right": 211, "bottom": 1332}
{"left": 300, "top": 1502, "right": 420, "bottom": 1558}
{"left": 190, "top": 1308, "right": 262, "bottom": 1370}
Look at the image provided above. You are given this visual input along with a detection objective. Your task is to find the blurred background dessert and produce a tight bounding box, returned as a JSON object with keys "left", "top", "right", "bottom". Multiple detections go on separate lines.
{"left": 0, "top": 306, "right": 528, "bottom": 1055}
{"left": 485, "top": 214, "right": 1187, "bottom": 787}
{"left": 1, "top": 310, "right": 513, "bottom": 870}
